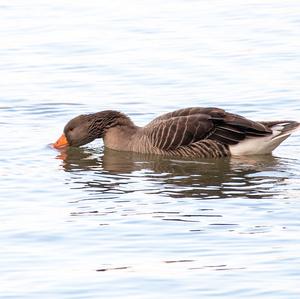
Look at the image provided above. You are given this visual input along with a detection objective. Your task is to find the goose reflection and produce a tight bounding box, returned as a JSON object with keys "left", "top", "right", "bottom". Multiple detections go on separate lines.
{"left": 56, "top": 146, "right": 288, "bottom": 200}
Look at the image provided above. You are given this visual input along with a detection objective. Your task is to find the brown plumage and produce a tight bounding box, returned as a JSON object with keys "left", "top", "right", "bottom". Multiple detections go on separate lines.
{"left": 53, "top": 107, "right": 300, "bottom": 158}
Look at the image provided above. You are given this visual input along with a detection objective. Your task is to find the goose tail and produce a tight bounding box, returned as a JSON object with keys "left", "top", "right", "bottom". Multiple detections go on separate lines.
{"left": 263, "top": 121, "right": 300, "bottom": 140}
{"left": 229, "top": 121, "right": 300, "bottom": 156}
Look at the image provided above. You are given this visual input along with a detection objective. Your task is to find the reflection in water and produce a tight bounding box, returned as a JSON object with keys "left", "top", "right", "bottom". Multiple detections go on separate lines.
{"left": 56, "top": 147, "right": 288, "bottom": 200}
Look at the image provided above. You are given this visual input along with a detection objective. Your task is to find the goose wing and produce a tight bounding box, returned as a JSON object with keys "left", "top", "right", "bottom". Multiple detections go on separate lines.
{"left": 147, "top": 107, "right": 224, "bottom": 125}
{"left": 144, "top": 107, "right": 272, "bottom": 150}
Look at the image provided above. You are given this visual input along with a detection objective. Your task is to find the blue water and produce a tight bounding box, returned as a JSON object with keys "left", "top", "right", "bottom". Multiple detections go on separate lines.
{"left": 1, "top": 1, "right": 300, "bottom": 298}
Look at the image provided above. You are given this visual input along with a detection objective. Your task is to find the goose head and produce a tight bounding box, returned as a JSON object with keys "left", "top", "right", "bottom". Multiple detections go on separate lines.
{"left": 53, "top": 110, "right": 132, "bottom": 149}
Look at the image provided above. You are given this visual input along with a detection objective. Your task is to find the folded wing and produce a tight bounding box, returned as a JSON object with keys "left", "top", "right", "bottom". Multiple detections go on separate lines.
{"left": 144, "top": 107, "right": 272, "bottom": 150}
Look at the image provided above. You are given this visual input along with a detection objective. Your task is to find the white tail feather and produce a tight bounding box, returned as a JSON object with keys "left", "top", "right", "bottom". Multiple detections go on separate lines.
{"left": 229, "top": 122, "right": 300, "bottom": 156}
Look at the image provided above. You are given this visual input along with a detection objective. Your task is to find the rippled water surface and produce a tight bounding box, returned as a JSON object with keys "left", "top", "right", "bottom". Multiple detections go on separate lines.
{"left": 1, "top": 1, "right": 300, "bottom": 298}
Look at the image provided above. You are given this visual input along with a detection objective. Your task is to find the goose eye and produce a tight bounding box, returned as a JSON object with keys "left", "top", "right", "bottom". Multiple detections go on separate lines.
{"left": 69, "top": 128, "right": 74, "bottom": 132}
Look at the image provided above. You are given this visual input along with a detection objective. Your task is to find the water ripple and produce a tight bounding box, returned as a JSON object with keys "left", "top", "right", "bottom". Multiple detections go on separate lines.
{"left": 1, "top": 1, "right": 300, "bottom": 298}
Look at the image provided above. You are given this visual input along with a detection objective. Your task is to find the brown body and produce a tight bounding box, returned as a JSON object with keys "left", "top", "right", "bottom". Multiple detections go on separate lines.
{"left": 53, "top": 107, "right": 300, "bottom": 158}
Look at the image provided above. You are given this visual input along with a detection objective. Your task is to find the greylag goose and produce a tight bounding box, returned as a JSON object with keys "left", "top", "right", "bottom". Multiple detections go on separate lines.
{"left": 53, "top": 107, "right": 300, "bottom": 158}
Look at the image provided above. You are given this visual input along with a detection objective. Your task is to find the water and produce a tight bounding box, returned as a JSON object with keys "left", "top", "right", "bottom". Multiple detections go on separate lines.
{"left": 1, "top": 1, "right": 300, "bottom": 298}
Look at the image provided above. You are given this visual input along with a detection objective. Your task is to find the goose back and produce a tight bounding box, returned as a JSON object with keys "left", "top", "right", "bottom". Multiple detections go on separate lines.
{"left": 142, "top": 107, "right": 272, "bottom": 154}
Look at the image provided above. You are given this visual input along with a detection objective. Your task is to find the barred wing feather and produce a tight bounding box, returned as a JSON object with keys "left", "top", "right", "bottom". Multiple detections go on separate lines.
{"left": 144, "top": 107, "right": 272, "bottom": 150}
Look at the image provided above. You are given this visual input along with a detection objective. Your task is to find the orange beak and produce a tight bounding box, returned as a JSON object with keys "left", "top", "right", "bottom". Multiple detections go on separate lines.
{"left": 53, "top": 133, "right": 69, "bottom": 149}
